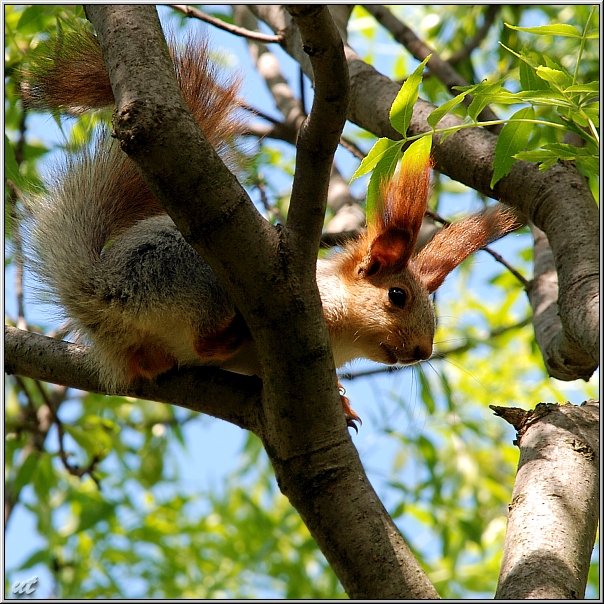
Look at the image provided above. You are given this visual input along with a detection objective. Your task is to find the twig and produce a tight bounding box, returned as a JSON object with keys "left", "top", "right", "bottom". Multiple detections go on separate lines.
{"left": 483, "top": 246, "right": 529, "bottom": 289}
{"left": 28, "top": 381, "right": 99, "bottom": 484}
{"left": 239, "top": 103, "right": 300, "bottom": 145}
{"left": 169, "top": 5, "right": 283, "bottom": 44}
{"left": 320, "top": 229, "right": 361, "bottom": 248}
{"left": 241, "top": 102, "right": 279, "bottom": 125}
{"left": 7, "top": 109, "right": 28, "bottom": 331}
{"left": 5, "top": 375, "right": 59, "bottom": 525}
{"left": 339, "top": 136, "right": 366, "bottom": 161}
{"left": 41, "top": 389, "right": 102, "bottom": 488}
{"left": 7, "top": 181, "right": 28, "bottom": 330}
{"left": 449, "top": 6, "right": 500, "bottom": 65}
{"left": 254, "top": 172, "right": 286, "bottom": 224}
{"left": 299, "top": 65, "right": 307, "bottom": 115}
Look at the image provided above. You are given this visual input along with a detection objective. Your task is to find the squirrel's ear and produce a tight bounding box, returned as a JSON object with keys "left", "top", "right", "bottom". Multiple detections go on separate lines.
{"left": 360, "top": 157, "right": 431, "bottom": 277}
{"left": 360, "top": 227, "right": 416, "bottom": 276}
{"left": 412, "top": 205, "right": 518, "bottom": 293}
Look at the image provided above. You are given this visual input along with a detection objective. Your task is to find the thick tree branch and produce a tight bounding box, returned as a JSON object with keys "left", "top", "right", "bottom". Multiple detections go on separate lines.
{"left": 284, "top": 5, "right": 349, "bottom": 264}
{"left": 5, "top": 326, "right": 262, "bottom": 432}
{"left": 528, "top": 225, "right": 596, "bottom": 380}
{"left": 491, "top": 401, "right": 599, "bottom": 599}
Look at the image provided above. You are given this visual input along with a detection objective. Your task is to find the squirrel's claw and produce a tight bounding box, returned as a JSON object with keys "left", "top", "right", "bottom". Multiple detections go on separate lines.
{"left": 338, "top": 382, "right": 362, "bottom": 433}
{"left": 346, "top": 415, "right": 361, "bottom": 433}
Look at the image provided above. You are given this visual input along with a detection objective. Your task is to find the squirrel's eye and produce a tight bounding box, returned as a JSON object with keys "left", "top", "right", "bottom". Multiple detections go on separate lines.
{"left": 388, "top": 287, "right": 407, "bottom": 309}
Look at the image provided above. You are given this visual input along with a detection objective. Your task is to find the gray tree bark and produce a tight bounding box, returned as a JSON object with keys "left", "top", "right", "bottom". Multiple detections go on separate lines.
{"left": 492, "top": 401, "right": 599, "bottom": 599}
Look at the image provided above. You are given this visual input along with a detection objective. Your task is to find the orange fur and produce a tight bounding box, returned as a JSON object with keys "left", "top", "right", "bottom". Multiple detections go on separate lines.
{"left": 21, "top": 30, "right": 245, "bottom": 253}
{"left": 193, "top": 311, "right": 250, "bottom": 361}
{"left": 127, "top": 341, "right": 178, "bottom": 380}
{"left": 412, "top": 206, "right": 517, "bottom": 293}
{"left": 342, "top": 159, "right": 432, "bottom": 280}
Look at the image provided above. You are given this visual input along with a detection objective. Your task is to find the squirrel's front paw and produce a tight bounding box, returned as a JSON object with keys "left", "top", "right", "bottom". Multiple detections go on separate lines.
{"left": 338, "top": 382, "right": 362, "bottom": 433}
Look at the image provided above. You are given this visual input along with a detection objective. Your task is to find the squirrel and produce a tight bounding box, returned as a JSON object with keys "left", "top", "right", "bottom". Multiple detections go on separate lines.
{"left": 20, "top": 30, "right": 515, "bottom": 427}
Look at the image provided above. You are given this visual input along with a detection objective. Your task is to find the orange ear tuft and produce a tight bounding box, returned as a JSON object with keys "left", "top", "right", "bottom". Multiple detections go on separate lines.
{"left": 412, "top": 204, "right": 518, "bottom": 293}
{"left": 362, "top": 157, "right": 432, "bottom": 276}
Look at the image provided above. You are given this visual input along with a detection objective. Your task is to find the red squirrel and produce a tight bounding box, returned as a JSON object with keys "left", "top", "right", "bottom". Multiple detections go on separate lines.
{"left": 21, "top": 31, "right": 514, "bottom": 426}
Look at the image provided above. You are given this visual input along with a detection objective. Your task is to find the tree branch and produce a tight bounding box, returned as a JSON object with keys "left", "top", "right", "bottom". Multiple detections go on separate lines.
{"left": 4, "top": 326, "right": 263, "bottom": 432}
{"left": 284, "top": 5, "right": 349, "bottom": 264}
{"left": 527, "top": 225, "right": 596, "bottom": 380}
{"left": 448, "top": 6, "right": 500, "bottom": 64}
{"left": 491, "top": 401, "right": 599, "bottom": 599}
{"left": 169, "top": 4, "right": 283, "bottom": 44}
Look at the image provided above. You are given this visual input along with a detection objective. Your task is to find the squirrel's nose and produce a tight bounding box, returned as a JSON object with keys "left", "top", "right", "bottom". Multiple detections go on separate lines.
{"left": 413, "top": 343, "right": 433, "bottom": 361}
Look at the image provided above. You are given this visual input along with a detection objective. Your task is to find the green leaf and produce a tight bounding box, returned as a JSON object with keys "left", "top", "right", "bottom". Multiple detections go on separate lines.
{"left": 4, "top": 134, "right": 24, "bottom": 189}
{"left": 139, "top": 445, "right": 165, "bottom": 489}
{"left": 77, "top": 498, "right": 115, "bottom": 533}
{"left": 514, "top": 90, "right": 569, "bottom": 106}
{"left": 564, "top": 82, "right": 599, "bottom": 93}
{"left": 390, "top": 54, "right": 431, "bottom": 135}
{"left": 574, "top": 154, "right": 599, "bottom": 178}
{"left": 491, "top": 106, "right": 535, "bottom": 188}
{"left": 351, "top": 137, "right": 402, "bottom": 181}
{"left": 542, "top": 142, "right": 584, "bottom": 159}
{"left": 518, "top": 55, "right": 550, "bottom": 92}
{"left": 540, "top": 158, "right": 561, "bottom": 171}
{"left": 569, "top": 112, "right": 589, "bottom": 128}
{"left": 505, "top": 23, "right": 582, "bottom": 38}
{"left": 467, "top": 82, "right": 506, "bottom": 121}
{"left": 12, "top": 451, "right": 40, "bottom": 493}
{"left": 401, "top": 135, "right": 433, "bottom": 173}
{"left": 365, "top": 135, "right": 432, "bottom": 221}
{"left": 365, "top": 144, "right": 403, "bottom": 223}
{"left": 19, "top": 548, "right": 52, "bottom": 570}
{"left": 536, "top": 66, "right": 573, "bottom": 89}
{"left": 427, "top": 91, "right": 469, "bottom": 128}
{"left": 419, "top": 369, "right": 435, "bottom": 413}
{"left": 32, "top": 452, "right": 54, "bottom": 502}
{"left": 514, "top": 149, "right": 559, "bottom": 163}
{"left": 64, "top": 424, "right": 98, "bottom": 457}
{"left": 418, "top": 435, "right": 437, "bottom": 470}
{"left": 16, "top": 4, "right": 47, "bottom": 32}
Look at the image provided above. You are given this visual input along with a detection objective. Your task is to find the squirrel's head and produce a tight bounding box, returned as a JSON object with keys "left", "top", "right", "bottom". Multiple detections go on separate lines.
{"left": 319, "top": 157, "right": 516, "bottom": 369}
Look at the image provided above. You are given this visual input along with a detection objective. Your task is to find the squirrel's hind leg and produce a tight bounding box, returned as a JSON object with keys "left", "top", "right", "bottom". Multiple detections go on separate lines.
{"left": 127, "top": 339, "right": 178, "bottom": 380}
{"left": 193, "top": 310, "right": 251, "bottom": 362}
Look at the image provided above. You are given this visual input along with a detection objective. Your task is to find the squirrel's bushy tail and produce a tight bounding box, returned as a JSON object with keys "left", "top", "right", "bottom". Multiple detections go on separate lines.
{"left": 21, "top": 29, "right": 244, "bottom": 151}
{"left": 21, "top": 30, "right": 246, "bottom": 386}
